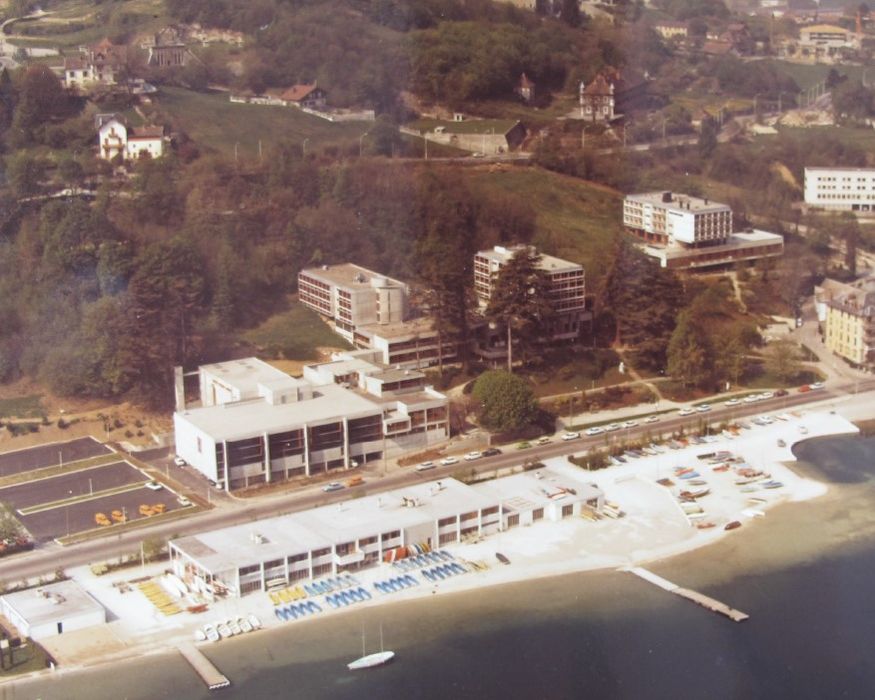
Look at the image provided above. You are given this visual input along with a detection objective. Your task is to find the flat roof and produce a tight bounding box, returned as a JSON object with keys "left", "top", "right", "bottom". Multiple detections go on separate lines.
{"left": 357, "top": 316, "right": 438, "bottom": 341}
{"left": 300, "top": 264, "right": 406, "bottom": 291}
{"left": 172, "top": 478, "right": 495, "bottom": 574}
{"left": 200, "top": 358, "right": 301, "bottom": 395}
{"left": 177, "top": 382, "right": 381, "bottom": 441}
{"left": 805, "top": 166, "right": 875, "bottom": 173}
{"left": 370, "top": 368, "right": 425, "bottom": 383}
{"left": 626, "top": 191, "right": 731, "bottom": 214}
{"left": 472, "top": 468, "right": 602, "bottom": 511}
{"left": 476, "top": 246, "right": 582, "bottom": 273}
{"left": 1, "top": 581, "right": 104, "bottom": 627}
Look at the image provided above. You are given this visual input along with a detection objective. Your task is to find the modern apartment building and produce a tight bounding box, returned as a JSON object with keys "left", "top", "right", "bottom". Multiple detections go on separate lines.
{"left": 815, "top": 275, "right": 875, "bottom": 368}
{"left": 298, "top": 264, "right": 408, "bottom": 340}
{"left": 173, "top": 355, "right": 449, "bottom": 491}
{"left": 804, "top": 167, "right": 875, "bottom": 213}
{"left": 623, "top": 191, "right": 784, "bottom": 270}
{"left": 474, "top": 245, "right": 585, "bottom": 330}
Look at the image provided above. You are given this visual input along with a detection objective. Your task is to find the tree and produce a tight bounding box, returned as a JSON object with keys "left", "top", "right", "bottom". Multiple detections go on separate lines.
{"left": 559, "top": 0, "right": 581, "bottom": 27}
{"left": 764, "top": 339, "right": 802, "bottom": 383}
{"left": 8, "top": 64, "right": 68, "bottom": 146}
{"left": 4, "top": 151, "right": 43, "bottom": 197}
{"left": 597, "top": 236, "right": 684, "bottom": 370}
{"left": 485, "top": 247, "right": 554, "bottom": 371}
{"left": 667, "top": 310, "right": 712, "bottom": 388}
{"left": 472, "top": 369, "right": 539, "bottom": 432}
{"left": 698, "top": 116, "right": 719, "bottom": 157}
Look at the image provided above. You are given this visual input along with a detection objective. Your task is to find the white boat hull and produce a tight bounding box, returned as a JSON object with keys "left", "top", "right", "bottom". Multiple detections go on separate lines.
{"left": 347, "top": 651, "right": 395, "bottom": 670}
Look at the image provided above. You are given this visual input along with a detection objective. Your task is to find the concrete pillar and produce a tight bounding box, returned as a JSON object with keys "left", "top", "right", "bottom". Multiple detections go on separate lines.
{"left": 222, "top": 442, "right": 230, "bottom": 492}
{"left": 303, "top": 424, "right": 310, "bottom": 477}
{"left": 342, "top": 418, "right": 350, "bottom": 469}
{"left": 263, "top": 432, "right": 271, "bottom": 483}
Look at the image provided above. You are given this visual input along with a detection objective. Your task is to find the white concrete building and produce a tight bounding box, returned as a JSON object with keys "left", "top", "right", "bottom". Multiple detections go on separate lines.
{"left": 804, "top": 167, "right": 875, "bottom": 213}
{"left": 169, "top": 469, "right": 603, "bottom": 596}
{"left": 0, "top": 581, "right": 105, "bottom": 641}
{"left": 624, "top": 191, "right": 784, "bottom": 270}
{"left": 174, "top": 356, "right": 449, "bottom": 491}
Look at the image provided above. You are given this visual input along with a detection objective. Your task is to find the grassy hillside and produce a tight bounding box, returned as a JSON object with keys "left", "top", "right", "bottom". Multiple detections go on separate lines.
{"left": 460, "top": 166, "right": 624, "bottom": 284}
{"left": 153, "top": 87, "right": 370, "bottom": 158}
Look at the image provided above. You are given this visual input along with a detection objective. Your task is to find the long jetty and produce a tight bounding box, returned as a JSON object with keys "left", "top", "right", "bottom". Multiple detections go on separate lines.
{"left": 625, "top": 567, "right": 749, "bottom": 623}
{"left": 177, "top": 643, "right": 231, "bottom": 690}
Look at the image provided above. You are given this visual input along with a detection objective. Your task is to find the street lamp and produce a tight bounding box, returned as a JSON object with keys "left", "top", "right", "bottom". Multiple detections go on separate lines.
{"left": 359, "top": 131, "right": 369, "bottom": 157}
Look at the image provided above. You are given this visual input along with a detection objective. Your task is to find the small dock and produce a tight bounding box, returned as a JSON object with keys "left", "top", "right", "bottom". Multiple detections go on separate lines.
{"left": 626, "top": 567, "right": 749, "bottom": 623}
{"left": 178, "top": 643, "right": 230, "bottom": 690}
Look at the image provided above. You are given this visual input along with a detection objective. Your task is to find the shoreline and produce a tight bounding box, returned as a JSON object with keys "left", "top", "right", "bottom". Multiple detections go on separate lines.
{"left": 2, "top": 409, "right": 862, "bottom": 690}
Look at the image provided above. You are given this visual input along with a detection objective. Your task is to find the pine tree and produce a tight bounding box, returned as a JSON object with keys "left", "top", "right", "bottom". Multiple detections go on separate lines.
{"left": 667, "top": 310, "right": 712, "bottom": 388}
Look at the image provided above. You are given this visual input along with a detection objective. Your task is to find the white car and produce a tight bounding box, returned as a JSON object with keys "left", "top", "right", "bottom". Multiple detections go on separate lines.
{"left": 696, "top": 404, "right": 711, "bottom": 413}
{"left": 561, "top": 431, "right": 581, "bottom": 441}
{"left": 536, "top": 436, "right": 551, "bottom": 445}
{"left": 322, "top": 482, "right": 344, "bottom": 492}
{"left": 759, "top": 392, "right": 774, "bottom": 400}
{"left": 743, "top": 395, "right": 760, "bottom": 404}
{"left": 605, "top": 423, "right": 620, "bottom": 432}
{"left": 177, "top": 496, "right": 192, "bottom": 507}
{"left": 173, "top": 456, "right": 186, "bottom": 467}
{"left": 725, "top": 399, "right": 740, "bottom": 407}
{"left": 464, "top": 451, "right": 483, "bottom": 461}
{"left": 145, "top": 481, "right": 163, "bottom": 491}
{"left": 678, "top": 408, "right": 695, "bottom": 416}
{"left": 416, "top": 461, "right": 436, "bottom": 472}
{"left": 585, "top": 426, "right": 604, "bottom": 436}
{"left": 811, "top": 382, "right": 825, "bottom": 390}
{"left": 440, "top": 456, "right": 459, "bottom": 466}
{"left": 621, "top": 420, "right": 638, "bottom": 428}
{"left": 644, "top": 415, "right": 660, "bottom": 424}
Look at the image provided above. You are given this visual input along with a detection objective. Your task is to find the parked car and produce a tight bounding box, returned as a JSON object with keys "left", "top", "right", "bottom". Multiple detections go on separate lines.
{"left": 415, "top": 461, "right": 436, "bottom": 472}
{"left": 464, "top": 451, "right": 483, "bottom": 461}
{"left": 322, "top": 482, "right": 344, "bottom": 492}
{"left": 759, "top": 392, "right": 774, "bottom": 400}
{"left": 696, "top": 404, "right": 712, "bottom": 413}
{"left": 678, "top": 408, "right": 695, "bottom": 416}
{"left": 536, "top": 436, "right": 551, "bottom": 445}
{"left": 798, "top": 384, "right": 811, "bottom": 392}
{"left": 561, "top": 431, "right": 581, "bottom": 441}
{"left": 173, "top": 456, "right": 186, "bottom": 467}
{"left": 605, "top": 423, "right": 620, "bottom": 432}
{"left": 482, "top": 447, "right": 502, "bottom": 457}
{"left": 644, "top": 415, "right": 660, "bottom": 424}
{"left": 345, "top": 476, "right": 365, "bottom": 487}
{"left": 440, "top": 456, "right": 459, "bottom": 466}
{"left": 177, "top": 496, "right": 192, "bottom": 507}
{"left": 725, "top": 398, "right": 740, "bottom": 407}
{"left": 145, "top": 481, "right": 163, "bottom": 491}
{"left": 811, "top": 382, "right": 825, "bottom": 390}
{"left": 584, "top": 427, "right": 604, "bottom": 436}
{"left": 516, "top": 441, "right": 532, "bottom": 450}
{"left": 775, "top": 389, "right": 788, "bottom": 397}
{"left": 621, "top": 420, "right": 638, "bottom": 428}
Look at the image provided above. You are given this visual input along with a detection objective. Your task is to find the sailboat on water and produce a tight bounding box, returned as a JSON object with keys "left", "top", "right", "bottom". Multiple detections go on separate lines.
{"left": 347, "top": 624, "right": 395, "bottom": 670}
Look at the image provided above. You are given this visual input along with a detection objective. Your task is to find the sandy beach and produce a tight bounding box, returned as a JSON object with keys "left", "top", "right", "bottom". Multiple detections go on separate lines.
{"left": 7, "top": 407, "right": 856, "bottom": 692}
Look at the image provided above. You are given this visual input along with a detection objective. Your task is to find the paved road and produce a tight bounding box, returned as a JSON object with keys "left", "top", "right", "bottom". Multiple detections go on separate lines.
{"left": 2, "top": 381, "right": 871, "bottom": 582}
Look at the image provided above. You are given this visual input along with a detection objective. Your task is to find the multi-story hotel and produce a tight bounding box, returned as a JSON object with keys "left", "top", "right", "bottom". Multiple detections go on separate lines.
{"left": 804, "top": 167, "right": 875, "bottom": 213}
{"left": 169, "top": 466, "right": 603, "bottom": 596}
{"left": 173, "top": 354, "right": 449, "bottom": 491}
{"left": 474, "top": 245, "right": 586, "bottom": 340}
{"left": 623, "top": 191, "right": 784, "bottom": 270}
{"left": 815, "top": 274, "right": 875, "bottom": 368}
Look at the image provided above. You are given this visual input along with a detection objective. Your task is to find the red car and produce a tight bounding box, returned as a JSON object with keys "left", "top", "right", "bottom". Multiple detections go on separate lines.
{"left": 798, "top": 385, "right": 811, "bottom": 393}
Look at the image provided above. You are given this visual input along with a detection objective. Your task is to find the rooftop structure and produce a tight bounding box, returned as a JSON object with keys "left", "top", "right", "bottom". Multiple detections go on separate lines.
{"left": 174, "top": 355, "right": 449, "bottom": 491}
{"left": 0, "top": 581, "right": 106, "bottom": 641}
{"left": 169, "top": 469, "right": 603, "bottom": 596}
{"left": 804, "top": 167, "right": 875, "bottom": 214}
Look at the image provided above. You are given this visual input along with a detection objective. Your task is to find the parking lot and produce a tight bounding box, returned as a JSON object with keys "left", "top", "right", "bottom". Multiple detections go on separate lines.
{"left": 0, "top": 461, "right": 145, "bottom": 511}
{"left": 19, "top": 484, "right": 183, "bottom": 541}
{"left": 0, "top": 436, "right": 111, "bottom": 477}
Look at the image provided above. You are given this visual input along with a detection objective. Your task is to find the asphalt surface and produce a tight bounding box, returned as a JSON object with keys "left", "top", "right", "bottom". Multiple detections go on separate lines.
{"left": 0, "top": 436, "right": 110, "bottom": 477}
{"left": 2, "top": 382, "right": 872, "bottom": 581}
{"left": 0, "top": 461, "right": 143, "bottom": 510}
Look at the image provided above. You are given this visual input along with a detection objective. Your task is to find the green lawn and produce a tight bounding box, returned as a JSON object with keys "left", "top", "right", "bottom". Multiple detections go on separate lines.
{"left": 243, "top": 302, "right": 351, "bottom": 360}
{"left": 460, "top": 166, "right": 624, "bottom": 285}
{"left": 154, "top": 87, "right": 370, "bottom": 159}
{"left": 761, "top": 59, "right": 864, "bottom": 91}
{"left": 0, "top": 395, "right": 44, "bottom": 419}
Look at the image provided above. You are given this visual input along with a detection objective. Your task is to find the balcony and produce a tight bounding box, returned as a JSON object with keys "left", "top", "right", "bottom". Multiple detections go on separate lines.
{"left": 334, "top": 549, "right": 365, "bottom": 566}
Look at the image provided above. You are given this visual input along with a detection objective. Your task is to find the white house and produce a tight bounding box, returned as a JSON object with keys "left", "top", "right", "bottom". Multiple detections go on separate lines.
{"left": 98, "top": 117, "right": 165, "bottom": 161}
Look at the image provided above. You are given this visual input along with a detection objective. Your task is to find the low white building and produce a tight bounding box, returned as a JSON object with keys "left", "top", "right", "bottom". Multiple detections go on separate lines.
{"left": 174, "top": 356, "right": 449, "bottom": 491}
{"left": 804, "top": 167, "right": 875, "bottom": 213}
{"left": 0, "top": 581, "right": 105, "bottom": 641}
{"left": 169, "top": 469, "right": 603, "bottom": 596}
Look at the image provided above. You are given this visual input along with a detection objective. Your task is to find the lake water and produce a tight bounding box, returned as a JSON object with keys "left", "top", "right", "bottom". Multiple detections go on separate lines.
{"left": 11, "top": 435, "right": 875, "bottom": 700}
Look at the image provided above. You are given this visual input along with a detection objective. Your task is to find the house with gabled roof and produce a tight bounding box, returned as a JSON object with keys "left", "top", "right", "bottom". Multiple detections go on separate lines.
{"left": 63, "top": 38, "right": 125, "bottom": 90}
{"left": 98, "top": 115, "right": 166, "bottom": 161}
{"left": 280, "top": 83, "right": 328, "bottom": 109}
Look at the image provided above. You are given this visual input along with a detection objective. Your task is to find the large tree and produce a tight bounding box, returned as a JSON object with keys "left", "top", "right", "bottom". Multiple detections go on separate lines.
{"left": 667, "top": 309, "right": 712, "bottom": 388}
{"left": 472, "top": 369, "right": 539, "bottom": 432}
{"left": 597, "top": 236, "right": 684, "bottom": 371}
{"left": 485, "top": 247, "right": 554, "bottom": 371}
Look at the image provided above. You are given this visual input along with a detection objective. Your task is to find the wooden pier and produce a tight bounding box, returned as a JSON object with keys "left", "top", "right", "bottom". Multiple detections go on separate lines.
{"left": 178, "top": 643, "right": 230, "bottom": 690}
{"left": 626, "top": 567, "right": 749, "bottom": 623}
